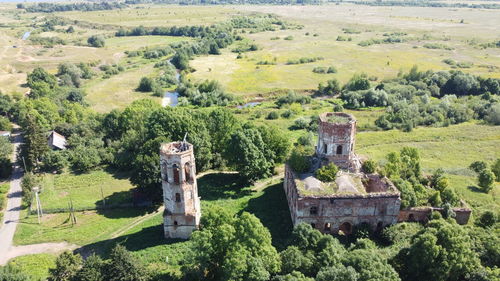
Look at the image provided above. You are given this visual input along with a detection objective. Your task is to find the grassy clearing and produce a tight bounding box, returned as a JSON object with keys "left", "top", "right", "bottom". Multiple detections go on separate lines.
{"left": 7, "top": 254, "right": 56, "bottom": 280}
{"left": 13, "top": 208, "right": 153, "bottom": 246}
{"left": 38, "top": 170, "right": 135, "bottom": 211}
{"left": 356, "top": 122, "right": 500, "bottom": 212}
{"left": 84, "top": 63, "right": 161, "bottom": 112}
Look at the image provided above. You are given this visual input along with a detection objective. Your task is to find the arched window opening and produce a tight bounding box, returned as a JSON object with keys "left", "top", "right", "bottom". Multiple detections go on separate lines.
{"left": 184, "top": 163, "right": 191, "bottom": 182}
{"left": 377, "top": 221, "right": 383, "bottom": 231}
{"left": 339, "top": 222, "right": 352, "bottom": 235}
{"left": 324, "top": 223, "right": 331, "bottom": 231}
{"left": 173, "top": 164, "right": 180, "bottom": 184}
{"left": 323, "top": 143, "right": 328, "bottom": 154}
{"left": 336, "top": 145, "right": 343, "bottom": 155}
{"left": 174, "top": 221, "right": 178, "bottom": 226}
{"left": 310, "top": 206, "right": 318, "bottom": 216}
{"left": 311, "top": 223, "right": 316, "bottom": 229}
{"left": 175, "top": 193, "right": 181, "bottom": 202}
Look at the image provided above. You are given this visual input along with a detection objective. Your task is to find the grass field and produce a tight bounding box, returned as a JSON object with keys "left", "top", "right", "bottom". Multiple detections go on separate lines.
{"left": 84, "top": 63, "right": 162, "bottom": 112}
{"left": 188, "top": 4, "right": 500, "bottom": 96}
{"left": 38, "top": 170, "right": 135, "bottom": 211}
{"left": 56, "top": 5, "right": 240, "bottom": 27}
{"left": 7, "top": 254, "right": 57, "bottom": 280}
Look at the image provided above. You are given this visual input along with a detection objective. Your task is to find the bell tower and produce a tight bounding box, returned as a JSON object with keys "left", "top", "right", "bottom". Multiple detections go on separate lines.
{"left": 160, "top": 141, "right": 201, "bottom": 239}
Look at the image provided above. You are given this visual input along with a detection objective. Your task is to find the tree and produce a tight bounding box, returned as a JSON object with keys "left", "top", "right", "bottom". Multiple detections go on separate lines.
{"left": 137, "top": 77, "right": 156, "bottom": 92}
{"left": 73, "top": 254, "right": 105, "bottom": 281}
{"left": 316, "top": 266, "right": 359, "bottom": 281}
{"left": 42, "top": 150, "right": 68, "bottom": 173}
{"left": 183, "top": 211, "right": 280, "bottom": 281}
{"left": 279, "top": 246, "right": 314, "bottom": 276}
{"left": 344, "top": 74, "right": 370, "bottom": 91}
{"left": 0, "top": 264, "right": 33, "bottom": 281}
{"left": 343, "top": 249, "right": 400, "bottom": 281}
{"left": 394, "top": 219, "right": 480, "bottom": 281}
{"left": 272, "top": 271, "right": 314, "bottom": 281}
{"left": 317, "top": 79, "right": 341, "bottom": 96}
{"left": 87, "top": 35, "right": 105, "bottom": 48}
{"left": 288, "top": 146, "right": 311, "bottom": 173}
{"left": 48, "top": 251, "right": 82, "bottom": 281}
{"left": 227, "top": 127, "right": 274, "bottom": 183}
{"left": 485, "top": 103, "right": 500, "bottom": 125}
{"left": 491, "top": 158, "right": 500, "bottom": 181}
{"left": 22, "top": 114, "right": 49, "bottom": 171}
{"left": 469, "top": 161, "right": 488, "bottom": 173}
{"left": 476, "top": 211, "right": 497, "bottom": 228}
{"left": 362, "top": 160, "right": 376, "bottom": 174}
{"left": 315, "top": 163, "right": 338, "bottom": 182}
{"left": 106, "top": 245, "right": 148, "bottom": 281}
{"left": 478, "top": 169, "right": 495, "bottom": 193}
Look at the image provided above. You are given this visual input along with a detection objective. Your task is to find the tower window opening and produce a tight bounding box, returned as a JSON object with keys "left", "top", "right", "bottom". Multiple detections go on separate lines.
{"left": 310, "top": 206, "right": 318, "bottom": 215}
{"left": 173, "top": 164, "right": 180, "bottom": 184}
{"left": 174, "top": 221, "right": 178, "bottom": 226}
{"left": 311, "top": 223, "right": 316, "bottom": 228}
{"left": 323, "top": 143, "right": 328, "bottom": 154}
{"left": 185, "top": 163, "right": 191, "bottom": 182}
{"left": 175, "top": 193, "right": 181, "bottom": 202}
{"left": 324, "top": 223, "right": 331, "bottom": 231}
{"left": 336, "top": 145, "right": 343, "bottom": 155}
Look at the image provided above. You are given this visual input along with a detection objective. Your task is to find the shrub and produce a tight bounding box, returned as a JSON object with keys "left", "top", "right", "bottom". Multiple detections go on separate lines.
{"left": 469, "top": 161, "right": 487, "bottom": 173}
{"left": 288, "top": 146, "right": 311, "bottom": 173}
{"left": 362, "top": 160, "right": 376, "bottom": 174}
{"left": 297, "top": 132, "right": 314, "bottom": 146}
{"left": 492, "top": 158, "right": 500, "bottom": 181}
{"left": 476, "top": 211, "right": 497, "bottom": 228}
{"left": 266, "top": 111, "right": 279, "bottom": 120}
{"left": 315, "top": 163, "right": 339, "bottom": 182}
{"left": 478, "top": 169, "right": 495, "bottom": 193}
{"left": 137, "top": 77, "right": 155, "bottom": 92}
{"left": 87, "top": 35, "right": 105, "bottom": 48}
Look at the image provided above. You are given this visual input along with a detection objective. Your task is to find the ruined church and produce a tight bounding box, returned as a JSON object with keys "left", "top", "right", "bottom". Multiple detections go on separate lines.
{"left": 158, "top": 112, "right": 471, "bottom": 239}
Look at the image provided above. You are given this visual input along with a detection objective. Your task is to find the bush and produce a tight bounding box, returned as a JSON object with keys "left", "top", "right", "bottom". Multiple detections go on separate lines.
{"left": 0, "top": 157, "right": 12, "bottom": 179}
{"left": 362, "top": 160, "right": 376, "bottom": 173}
{"left": 0, "top": 116, "right": 12, "bottom": 131}
{"left": 288, "top": 146, "right": 311, "bottom": 173}
{"left": 315, "top": 163, "right": 339, "bottom": 182}
{"left": 137, "top": 77, "right": 155, "bottom": 92}
{"left": 492, "top": 158, "right": 500, "bottom": 181}
{"left": 42, "top": 151, "right": 68, "bottom": 173}
{"left": 297, "top": 132, "right": 314, "bottom": 146}
{"left": 476, "top": 211, "right": 497, "bottom": 228}
{"left": 478, "top": 169, "right": 495, "bottom": 193}
{"left": 87, "top": 35, "right": 105, "bottom": 48}
{"left": 266, "top": 111, "right": 279, "bottom": 120}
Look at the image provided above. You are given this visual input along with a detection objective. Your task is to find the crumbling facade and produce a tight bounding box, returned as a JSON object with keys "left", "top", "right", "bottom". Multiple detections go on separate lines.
{"left": 316, "top": 112, "right": 361, "bottom": 172}
{"left": 160, "top": 141, "right": 201, "bottom": 239}
{"left": 284, "top": 112, "right": 401, "bottom": 234}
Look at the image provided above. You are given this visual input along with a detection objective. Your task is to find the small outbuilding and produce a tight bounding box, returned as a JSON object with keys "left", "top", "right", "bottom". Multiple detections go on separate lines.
{"left": 48, "top": 131, "right": 67, "bottom": 150}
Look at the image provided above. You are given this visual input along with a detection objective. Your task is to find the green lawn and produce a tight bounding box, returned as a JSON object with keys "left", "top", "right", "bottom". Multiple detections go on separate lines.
{"left": 38, "top": 170, "right": 135, "bottom": 211}
{"left": 7, "top": 254, "right": 57, "bottom": 281}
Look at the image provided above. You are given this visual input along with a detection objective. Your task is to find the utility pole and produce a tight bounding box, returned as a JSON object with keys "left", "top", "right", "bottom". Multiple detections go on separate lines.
{"left": 33, "top": 186, "right": 43, "bottom": 224}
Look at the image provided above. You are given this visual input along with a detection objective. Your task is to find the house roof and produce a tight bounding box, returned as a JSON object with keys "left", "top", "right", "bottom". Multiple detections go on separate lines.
{"left": 0, "top": 131, "right": 10, "bottom": 137}
{"left": 49, "top": 131, "right": 67, "bottom": 150}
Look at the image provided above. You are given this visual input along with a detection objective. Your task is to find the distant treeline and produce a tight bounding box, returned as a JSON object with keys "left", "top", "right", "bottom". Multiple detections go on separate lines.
{"left": 22, "top": 2, "right": 127, "bottom": 13}
{"left": 346, "top": 0, "right": 500, "bottom": 9}
{"left": 125, "top": 0, "right": 324, "bottom": 5}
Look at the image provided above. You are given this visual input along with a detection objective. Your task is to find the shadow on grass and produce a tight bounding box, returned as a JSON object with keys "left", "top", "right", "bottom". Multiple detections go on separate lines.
{"left": 96, "top": 206, "right": 155, "bottom": 219}
{"left": 244, "top": 181, "right": 293, "bottom": 250}
{"left": 468, "top": 185, "right": 484, "bottom": 193}
{"left": 198, "top": 173, "right": 253, "bottom": 201}
{"left": 77, "top": 224, "right": 181, "bottom": 258}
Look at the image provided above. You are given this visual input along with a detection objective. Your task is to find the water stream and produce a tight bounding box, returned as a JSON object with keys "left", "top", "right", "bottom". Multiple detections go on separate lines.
{"left": 162, "top": 60, "right": 180, "bottom": 107}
